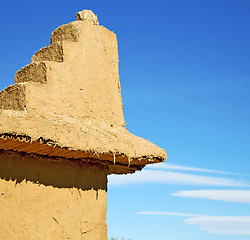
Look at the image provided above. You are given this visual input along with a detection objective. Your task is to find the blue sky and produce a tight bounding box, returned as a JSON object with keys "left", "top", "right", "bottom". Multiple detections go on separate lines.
{"left": 1, "top": 1, "right": 250, "bottom": 239}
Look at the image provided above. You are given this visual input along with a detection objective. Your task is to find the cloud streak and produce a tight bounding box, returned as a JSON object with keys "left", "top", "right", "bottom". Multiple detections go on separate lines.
{"left": 146, "top": 162, "right": 236, "bottom": 175}
{"left": 171, "top": 190, "right": 250, "bottom": 203}
{"left": 185, "top": 216, "right": 250, "bottom": 235}
{"left": 137, "top": 211, "right": 198, "bottom": 217}
{"left": 136, "top": 212, "right": 250, "bottom": 235}
{"left": 108, "top": 170, "right": 250, "bottom": 187}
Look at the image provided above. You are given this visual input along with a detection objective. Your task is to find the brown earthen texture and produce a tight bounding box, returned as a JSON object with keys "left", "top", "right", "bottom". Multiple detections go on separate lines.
{"left": 0, "top": 10, "right": 167, "bottom": 172}
{"left": 0, "top": 10, "right": 167, "bottom": 240}
{"left": 76, "top": 10, "right": 99, "bottom": 25}
{"left": 0, "top": 150, "right": 107, "bottom": 240}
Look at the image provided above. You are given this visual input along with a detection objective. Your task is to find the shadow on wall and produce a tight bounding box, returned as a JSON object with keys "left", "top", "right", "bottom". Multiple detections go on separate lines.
{"left": 0, "top": 150, "right": 107, "bottom": 191}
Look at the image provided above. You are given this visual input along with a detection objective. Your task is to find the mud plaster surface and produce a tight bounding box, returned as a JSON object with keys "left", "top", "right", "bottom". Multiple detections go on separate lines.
{"left": 0, "top": 11, "right": 167, "bottom": 239}
{"left": 0, "top": 151, "right": 107, "bottom": 240}
{"left": 0, "top": 19, "right": 167, "bottom": 165}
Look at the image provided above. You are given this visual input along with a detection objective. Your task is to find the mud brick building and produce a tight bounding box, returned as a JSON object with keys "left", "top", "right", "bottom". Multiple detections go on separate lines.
{"left": 0, "top": 10, "right": 167, "bottom": 239}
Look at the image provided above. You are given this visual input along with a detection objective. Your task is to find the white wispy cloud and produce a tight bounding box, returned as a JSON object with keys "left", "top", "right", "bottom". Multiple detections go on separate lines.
{"left": 145, "top": 162, "right": 235, "bottom": 175}
{"left": 171, "top": 190, "right": 250, "bottom": 203}
{"left": 136, "top": 212, "right": 250, "bottom": 235}
{"left": 136, "top": 212, "right": 198, "bottom": 217}
{"left": 108, "top": 170, "right": 250, "bottom": 187}
{"left": 185, "top": 216, "right": 250, "bottom": 235}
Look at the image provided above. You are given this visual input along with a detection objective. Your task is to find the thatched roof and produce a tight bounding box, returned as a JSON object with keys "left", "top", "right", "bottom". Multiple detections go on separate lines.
{"left": 0, "top": 10, "right": 167, "bottom": 174}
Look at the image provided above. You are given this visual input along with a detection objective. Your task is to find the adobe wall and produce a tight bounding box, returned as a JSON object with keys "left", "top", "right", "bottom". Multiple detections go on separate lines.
{"left": 0, "top": 12, "right": 167, "bottom": 163}
{"left": 0, "top": 151, "right": 107, "bottom": 240}
{"left": 0, "top": 10, "right": 167, "bottom": 240}
{"left": 14, "top": 21, "right": 124, "bottom": 128}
